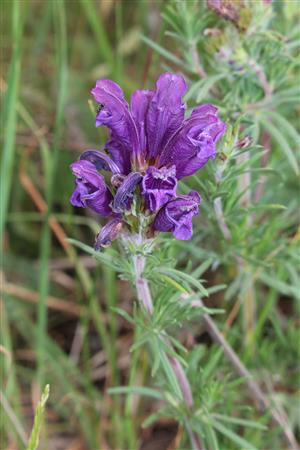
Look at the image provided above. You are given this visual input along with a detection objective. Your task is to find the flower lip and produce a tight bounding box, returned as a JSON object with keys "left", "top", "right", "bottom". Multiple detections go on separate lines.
{"left": 70, "top": 160, "right": 103, "bottom": 186}
{"left": 142, "top": 165, "right": 177, "bottom": 212}
{"left": 70, "top": 160, "right": 113, "bottom": 216}
{"left": 153, "top": 191, "right": 201, "bottom": 240}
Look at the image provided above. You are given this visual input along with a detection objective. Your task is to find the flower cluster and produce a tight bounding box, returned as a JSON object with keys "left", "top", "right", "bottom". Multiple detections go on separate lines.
{"left": 70, "top": 73, "right": 226, "bottom": 249}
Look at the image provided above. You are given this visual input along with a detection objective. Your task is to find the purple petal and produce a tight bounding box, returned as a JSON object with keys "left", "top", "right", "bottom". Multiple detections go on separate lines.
{"left": 80, "top": 149, "right": 121, "bottom": 174}
{"left": 70, "top": 160, "right": 113, "bottom": 216}
{"left": 142, "top": 165, "right": 177, "bottom": 212}
{"left": 112, "top": 172, "right": 142, "bottom": 213}
{"left": 94, "top": 218, "right": 123, "bottom": 250}
{"left": 146, "top": 73, "right": 187, "bottom": 159}
{"left": 70, "top": 179, "right": 89, "bottom": 207}
{"left": 153, "top": 191, "right": 201, "bottom": 240}
{"left": 159, "top": 105, "right": 226, "bottom": 179}
{"left": 131, "top": 90, "right": 154, "bottom": 155}
{"left": 70, "top": 160, "right": 105, "bottom": 188}
{"left": 84, "top": 189, "right": 113, "bottom": 216}
{"left": 191, "top": 104, "right": 218, "bottom": 116}
{"left": 91, "top": 79, "right": 140, "bottom": 161}
{"left": 106, "top": 136, "right": 131, "bottom": 175}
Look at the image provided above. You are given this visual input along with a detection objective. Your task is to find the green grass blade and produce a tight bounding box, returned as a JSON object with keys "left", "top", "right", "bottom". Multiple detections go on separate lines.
{"left": 212, "top": 420, "right": 257, "bottom": 450}
{"left": 79, "top": 0, "right": 114, "bottom": 74}
{"left": 141, "top": 35, "right": 184, "bottom": 66}
{"left": 108, "top": 386, "right": 164, "bottom": 400}
{"left": 260, "top": 118, "right": 299, "bottom": 175}
{"left": 37, "top": 0, "right": 68, "bottom": 389}
{"left": 26, "top": 385, "right": 50, "bottom": 450}
{"left": 0, "top": 0, "right": 25, "bottom": 238}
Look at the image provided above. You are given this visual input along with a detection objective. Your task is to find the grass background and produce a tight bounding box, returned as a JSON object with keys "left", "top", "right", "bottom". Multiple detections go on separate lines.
{"left": 1, "top": 1, "right": 299, "bottom": 449}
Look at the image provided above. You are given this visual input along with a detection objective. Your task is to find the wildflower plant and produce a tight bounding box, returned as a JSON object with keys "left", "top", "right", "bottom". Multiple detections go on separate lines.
{"left": 67, "top": 0, "right": 300, "bottom": 448}
{"left": 70, "top": 73, "right": 227, "bottom": 448}
{"left": 2, "top": 0, "right": 299, "bottom": 449}
{"left": 68, "top": 1, "right": 299, "bottom": 449}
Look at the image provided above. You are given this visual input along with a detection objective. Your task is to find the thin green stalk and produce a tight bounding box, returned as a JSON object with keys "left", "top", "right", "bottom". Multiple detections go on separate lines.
{"left": 245, "top": 286, "right": 278, "bottom": 360}
{"left": 0, "top": 301, "right": 23, "bottom": 447}
{"left": 124, "top": 326, "right": 142, "bottom": 450}
{"left": 37, "top": 0, "right": 68, "bottom": 390}
{"left": 26, "top": 385, "right": 50, "bottom": 450}
{"left": 115, "top": 0, "right": 123, "bottom": 82}
{"left": 0, "top": 3, "right": 24, "bottom": 445}
{"left": 79, "top": 0, "right": 115, "bottom": 77}
{"left": 103, "top": 266, "right": 124, "bottom": 447}
{"left": 0, "top": 389, "right": 27, "bottom": 446}
{"left": 0, "top": 0, "right": 25, "bottom": 238}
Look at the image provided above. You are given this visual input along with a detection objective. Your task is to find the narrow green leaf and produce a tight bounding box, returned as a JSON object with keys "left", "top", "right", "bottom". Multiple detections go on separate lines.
{"left": 211, "top": 413, "right": 267, "bottom": 430}
{"left": 196, "top": 74, "right": 227, "bottom": 102}
{"left": 26, "top": 385, "right": 50, "bottom": 450}
{"left": 79, "top": 0, "right": 114, "bottom": 71}
{"left": 67, "top": 238, "right": 118, "bottom": 270}
{"left": 0, "top": 0, "right": 25, "bottom": 237}
{"left": 158, "top": 345, "right": 182, "bottom": 400}
{"left": 155, "top": 267, "right": 208, "bottom": 296}
{"left": 268, "top": 110, "right": 300, "bottom": 148}
{"left": 260, "top": 118, "right": 299, "bottom": 175}
{"left": 141, "top": 35, "right": 184, "bottom": 66}
{"left": 108, "top": 386, "right": 164, "bottom": 400}
{"left": 142, "top": 410, "right": 166, "bottom": 428}
{"left": 212, "top": 420, "right": 258, "bottom": 450}
{"left": 110, "top": 307, "right": 135, "bottom": 325}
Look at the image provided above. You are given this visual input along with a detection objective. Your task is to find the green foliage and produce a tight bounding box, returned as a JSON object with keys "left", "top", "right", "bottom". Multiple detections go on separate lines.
{"left": 26, "top": 385, "right": 50, "bottom": 450}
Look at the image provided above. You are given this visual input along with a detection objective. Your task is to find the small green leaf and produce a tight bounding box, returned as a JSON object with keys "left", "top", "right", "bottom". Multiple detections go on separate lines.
{"left": 110, "top": 307, "right": 135, "bottom": 324}
{"left": 67, "top": 238, "right": 118, "bottom": 270}
{"left": 155, "top": 267, "right": 208, "bottom": 297}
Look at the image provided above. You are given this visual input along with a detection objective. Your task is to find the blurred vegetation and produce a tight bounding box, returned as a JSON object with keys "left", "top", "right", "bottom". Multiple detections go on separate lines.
{"left": 1, "top": 1, "right": 299, "bottom": 449}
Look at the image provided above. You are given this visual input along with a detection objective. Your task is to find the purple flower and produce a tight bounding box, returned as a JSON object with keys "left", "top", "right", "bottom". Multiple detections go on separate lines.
{"left": 70, "top": 160, "right": 113, "bottom": 216}
{"left": 159, "top": 104, "right": 226, "bottom": 179}
{"left": 70, "top": 73, "right": 226, "bottom": 247}
{"left": 142, "top": 166, "right": 177, "bottom": 211}
{"left": 153, "top": 192, "right": 201, "bottom": 240}
{"left": 90, "top": 74, "right": 225, "bottom": 182}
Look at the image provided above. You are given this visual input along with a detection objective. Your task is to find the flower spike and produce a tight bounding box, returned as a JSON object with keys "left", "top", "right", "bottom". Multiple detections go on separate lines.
{"left": 70, "top": 73, "right": 226, "bottom": 247}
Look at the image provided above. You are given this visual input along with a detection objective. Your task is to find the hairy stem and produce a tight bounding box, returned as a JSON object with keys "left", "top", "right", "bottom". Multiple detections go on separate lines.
{"left": 132, "top": 253, "right": 203, "bottom": 450}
